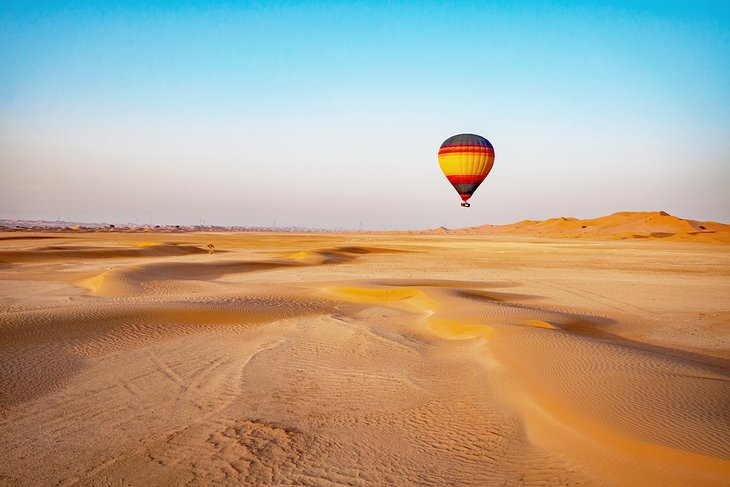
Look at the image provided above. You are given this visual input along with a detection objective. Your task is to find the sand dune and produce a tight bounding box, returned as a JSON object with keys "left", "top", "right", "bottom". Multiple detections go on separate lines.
{"left": 0, "top": 242, "right": 211, "bottom": 264}
{"left": 287, "top": 245, "right": 404, "bottom": 265}
{"left": 0, "top": 231, "right": 728, "bottom": 486}
{"left": 438, "top": 211, "right": 730, "bottom": 243}
{"left": 80, "top": 261, "right": 298, "bottom": 297}
{"left": 0, "top": 235, "right": 63, "bottom": 241}
{"left": 79, "top": 245, "right": 401, "bottom": 297}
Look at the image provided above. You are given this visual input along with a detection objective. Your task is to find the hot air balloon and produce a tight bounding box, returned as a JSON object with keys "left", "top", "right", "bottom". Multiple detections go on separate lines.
{"left": 438, "top": 133, "right": 495, "bottom": 207}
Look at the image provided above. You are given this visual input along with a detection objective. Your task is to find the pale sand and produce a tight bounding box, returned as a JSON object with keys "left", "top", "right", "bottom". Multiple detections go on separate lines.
{"left": 0, "top": 232, "right": 728, "bottom": 486}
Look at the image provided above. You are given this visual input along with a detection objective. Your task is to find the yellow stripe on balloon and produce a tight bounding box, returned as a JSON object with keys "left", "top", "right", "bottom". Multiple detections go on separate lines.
{"left": 438, "top": 152, "right": 495, "bottom": 176}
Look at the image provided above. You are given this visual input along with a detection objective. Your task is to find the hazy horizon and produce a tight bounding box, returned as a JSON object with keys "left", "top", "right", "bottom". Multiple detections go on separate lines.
{"left": 2, "top": 1, "right": 729, "bottom": 230}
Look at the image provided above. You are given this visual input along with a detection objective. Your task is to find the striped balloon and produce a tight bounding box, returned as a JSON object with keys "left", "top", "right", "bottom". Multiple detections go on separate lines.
{"left": 438, "top": 133, "right": 495, "bottom": 207}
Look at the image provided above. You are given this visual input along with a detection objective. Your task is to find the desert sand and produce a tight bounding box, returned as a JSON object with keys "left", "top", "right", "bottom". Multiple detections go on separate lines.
{"left": 1, "top": 225, "right": 729, "bottom": 486}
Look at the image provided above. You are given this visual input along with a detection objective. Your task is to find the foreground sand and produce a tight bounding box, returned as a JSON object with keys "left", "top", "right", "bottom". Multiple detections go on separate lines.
{"left": 0, "top": 232, "right": 728, "bottom": 486}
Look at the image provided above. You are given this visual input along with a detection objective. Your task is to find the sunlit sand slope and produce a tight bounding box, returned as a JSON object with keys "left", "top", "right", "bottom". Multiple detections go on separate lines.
{"left": 0, "top": 232, "right": 728, "bottom": 486}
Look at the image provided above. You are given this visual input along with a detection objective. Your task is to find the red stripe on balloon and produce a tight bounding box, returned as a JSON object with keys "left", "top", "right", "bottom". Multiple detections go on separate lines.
{"left": 438, "top": 145, "right": 494, "bottom": 155}
{"left": 447, "top": 175, "right": 486, "bottom": 185}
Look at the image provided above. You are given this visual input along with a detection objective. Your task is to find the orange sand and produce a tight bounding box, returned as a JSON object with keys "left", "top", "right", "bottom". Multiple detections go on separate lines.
{"left": 430, "top": 211, "right": 730, "bottom": 243}
{"left": 0, "top": 231, "right": 728, "bottom": 486}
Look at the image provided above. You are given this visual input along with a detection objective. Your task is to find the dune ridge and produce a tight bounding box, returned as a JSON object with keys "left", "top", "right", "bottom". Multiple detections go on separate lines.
{"left": 79, "top": 246, "right": 403, "bottom": 297}
{"left": 0, "top": 242, "right": 211, "bottom": 264}
{"left": 433, "top": 211, "right": 730, "bottom": 242}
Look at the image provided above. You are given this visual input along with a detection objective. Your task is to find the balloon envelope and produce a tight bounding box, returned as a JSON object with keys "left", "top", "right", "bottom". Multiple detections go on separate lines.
{"left": 438, "top": 133, "right": 495, "bottom": 205}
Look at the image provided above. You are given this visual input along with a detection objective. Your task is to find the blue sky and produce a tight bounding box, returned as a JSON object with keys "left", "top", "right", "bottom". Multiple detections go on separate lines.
{"left": 1, "top": 1, "right": 728, "bottom": 229}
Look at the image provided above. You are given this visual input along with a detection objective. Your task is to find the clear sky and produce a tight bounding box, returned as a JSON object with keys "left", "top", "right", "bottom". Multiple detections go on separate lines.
{"left": 1, "top": 1, "right": 728, "bottom": 229}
